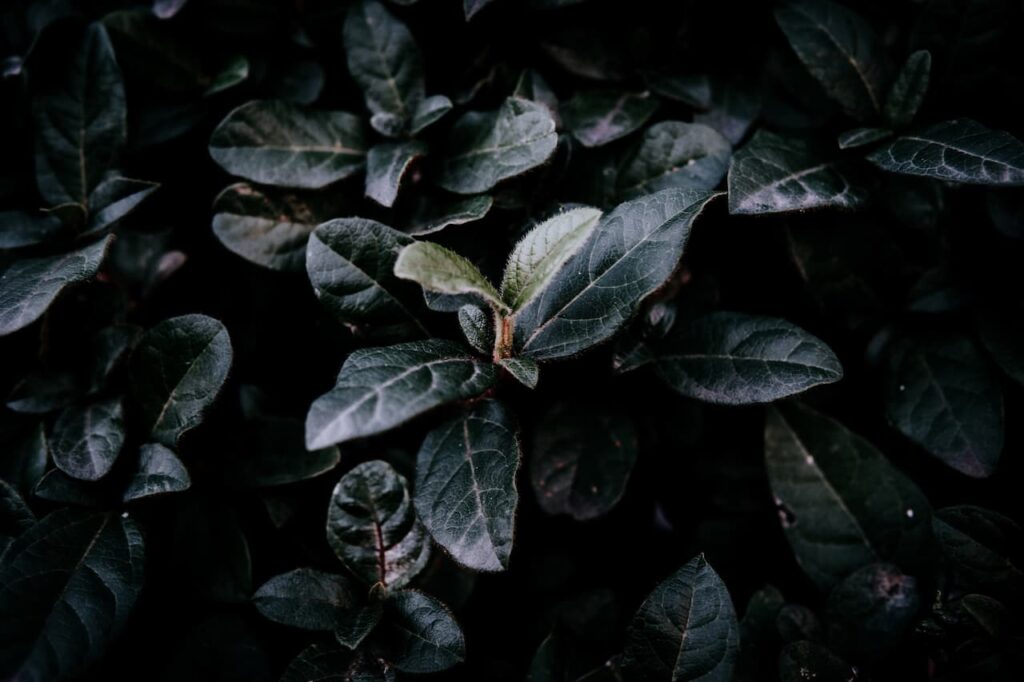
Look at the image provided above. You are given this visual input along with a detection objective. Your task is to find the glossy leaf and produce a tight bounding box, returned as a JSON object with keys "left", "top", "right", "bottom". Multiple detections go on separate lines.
{"left": 561, "top": 90, "right": 658, "bottom": 148}
{"left": 617, "top": 121, "right": 732, "bottom": 199}
{"left": 394, "top": 241, "right": 506, "bottom": 312}
{"left": 376, "top": 590, "right": 466, "bottom": 673}
{"left": 884, "top": 49, "right": 931, "bottom": 128}
{"left": 51, "top": 398, "right": 125, "bottom": 481}
{"left": 366, "top": 140, "right": 427, "bottom": 208}
{"left": 252, "top": 568, "right": 355, "bottom": 630}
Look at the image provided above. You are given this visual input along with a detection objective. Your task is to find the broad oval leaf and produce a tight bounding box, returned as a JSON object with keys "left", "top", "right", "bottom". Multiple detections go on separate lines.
{"left": 365, "top": 140, "right": 427, "bottom": 208}
{"left": 824, "top": 563, "right": 919, "bottom": 662}
{"left": 51, "top": 397, "right": 125, "bottom": 481}
{"left": 653, "top": 312, "right": 843, "bottom": 405}
{"left": 122, "top": 442, "right": 191, "bottom": 502}
{"left": 252, "top": 568, "right": 355, "bottom": 630}
{"left": 621, "top": 554, "right": 739, "bottom": 682}
{"left": 326, "top": 460, "right": 431, "bottom": 589}
{"left": 306, "top": 340, "right": 497, "bottom": 449}
{"left": 933, "top": 505, "right": 1024, "bottom": 604}
{"left": 0, "top": 509, "right": 144, "bottom": 682}
{"left": 617, "top": 122, "right": 732, "bottom": 199}
{"left": 561, "top": 90, "right": 658, "bottom": 148}
{"left": 394, "top": 241, "right": 505, "bottom": 312}
{"left": 764, "top": 402, "right": 933, "bottom": 591}
{"left": 375, "top": 590, "right": 466, "bottom": 673}
{"left": 884, "top": 50, "right": 931, "bottom": 129}
{"left": 130, "top": 314, "right": 234, "bottom": 447}
{"left": 209, "top": 100, "right": 367, "bottom": 189}
{"left": 414, "top": 400, "right": 520, "bottom": 572}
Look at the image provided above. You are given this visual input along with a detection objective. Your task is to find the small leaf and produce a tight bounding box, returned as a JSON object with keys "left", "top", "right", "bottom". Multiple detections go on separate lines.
{"left": 376, "top": 590, "right": 466, "bottom": 673}
{"left": 326, "top": 460, "right": 431, "bottom": 589}
{"left": 616, "top": 121, "right": 732, "bottom": 199}
{"left": 464, "top": 0, "right": 499, "bottom": 20}
{"left": 621, "top": 554, "right": 739, "bottom": 682}
{"left": 499, "top": 357, "right": 538, "bottom": 388}
{"left": 824, "top": 563, "right": 919, "bottom": 662}
{"left": 410, "top": 95, "right": 453, "bottom": 135}
{"left": 51, "top": 398, "right": 125, "bottom": 481}
{"left": 933, "top": 505, "right": 1024, "bottom": 604}
{"left": 561, "top": 90, "right": 658, "bottom": 148}
{"left": 394, "top": 241, "right": 506, "bottom": 312}
{"left": 204, "top": 54, "right": 249, "bottom": 97}
{"left": 653, "top": 312, "right": 843, "bottom": 405}
{"left": 86, "top": 176, "right": 159, "bottom": 235}
{"left": 414, "top": 400, "right": 520, "bottom": 571}
{"left": 458, "top": 304, "right": 494, "bottom": 355}
{"left": 335, "top": 603, "right": 383, "bottom": 649}
{"left": 252, "top": 568, "right": 355, "bottom": 631}
{"left": 122, "top": 443, "right": 190, "bottom": 502}
{"left": 837, "top": 127, "right": 892, "bottom": 149}
{"left": 130, "top": 314, "right": 234, "bottom": 447}
{"left": 408, "top": 194, "right": 493, "bottom": 235}
{"left": 884, "top": 50, "right": 931, "bottom": 129}
{"left": 365, "top": 140, "right": 427, "bottom": 208}
{"left": 209, "top": 100, "right": 367, "bottom": 189}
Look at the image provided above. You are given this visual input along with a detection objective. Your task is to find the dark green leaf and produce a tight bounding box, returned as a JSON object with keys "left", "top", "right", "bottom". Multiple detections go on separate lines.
{"left": 366, "top": 141, "right": 427, "bottom": 208}
{"left": 778, "top": 641, "right": 855, "bottom": 682}
{"left": 173, "top": 498, "right": 252, "bottom": 603}
{"left": 499, "top": 357, "right": 538, "bottom": 388}
{"left": 122, "top": 442, "right": 191, "bottom": 502}
{"left": 884, "top": 50, "right": 931, "bottom": 129}
{"left": 0, "top": 421, "right": 47, "bottom": 493}
{"left": 281, "top": 642, "right": 394, "bottom": 682}
{"left": 616, "top": 121, "right": 732, "bottom": 199}
{"left": 977, "top": 307, "right": 1024, "bottom": 388}
{"left": 693, "top": 79, "right": 762, "bottom": 146}
{"left": 205, "top": 54, "right": 249, "bottom": 96}
{"left": 87, "top": 324, "right": 141, "bottom": 394}
{"left": 408, "top": 195, "right": 493, "bottom": 235}
{"left": 230, "top": 417, "right": 340, "bottom": 488}
{"left": 86, "top": 176, "right": 159, "bottom": 235}
{"left": 458, "top": 304, "right": 494, "bottom": 355}
{"left": 6, "top": 368, "right": 83, "bottom": 414}
{"left": 33, "top": 469, "right": 107, "bottom": 507}
{"left": 0, "top": 211, "right": 66, "bottom": 250}
{"left": 410, "top": 95, "right": 453, "bottom": 135}
{"left": 464, "top": 0, "right": 499, "bottom": 20}
{"left": 562, "top": 90, "right": 658, "bottom": 148}
{"left": 394, "top": 241, "right": 506, "bottom": 312}
{"left": 933, "top": 505, "right": 1024, "bottom": 604}
{"left": 252, "top": 568, "right": 355, "bottom": 631}
{"left": 375, "top": 590, "right": 465, "bottom": 673}
{"left": 51, "top": 398, "right": 125, "bottom": 481}
{"left": 0, "top": 480, "right": 34, "bottom": 551}
{"left": 824, "top": 563, "right": 919, "bottom": 661}
{"left": 335, "top": 602, "right": 383, "bottom": 649}
{"left": 837, "top": 127, "right": 892, "bottom": 149}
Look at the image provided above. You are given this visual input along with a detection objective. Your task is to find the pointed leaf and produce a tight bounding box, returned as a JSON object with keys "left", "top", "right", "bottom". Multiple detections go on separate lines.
{"left": 122, "top": 443, "right": 190, "bottom": 502}
{"left": 86, "top": 177, "right": 159, "bottom": 235}
{"left": 253, "top": 568, "right": 355, "bottom": 631}
{"left": 617, "top": 121, "right": 732, "bottom": 199}
{"left": 51, "top": 398, "right": 125, "bottom": 481}
{"left": 376, "top": 590, "right": 465, "bottom": 673}
{"left": 499, "top": 357, "right": 538, "bottom": 388}
{"left": 884, "top": 49, "right": 931, "bottom": 128}
{"left": 410, "top": 95, "right": 453, "bottom": 135}
{"left": 562, "top": 90, "right": 658, "bottom": 148}
{"left": 394, "top": 241, "right": 506, "bottom": 311}
{"left": 365, "top": 140, "right": 427, "bottom": 207}
{"left": 778, "top": 642, "right": 855, "bottom": 682}
{"left": 458, "top": 304, "right": 494, "bottom": 355}
{"left": 335, "top": 602, "right": 383, "bottom": 649}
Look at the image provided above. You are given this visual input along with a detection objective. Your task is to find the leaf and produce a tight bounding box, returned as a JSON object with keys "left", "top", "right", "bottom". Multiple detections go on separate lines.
{"left": 87, "top": 324, "right": 141, "bottom": 394}
{"left": 621, "top": 554, "right": 739, "bottom": 682}
{"left": 0, "top": 235, "right": 112, "bottom": 337}
{"left": 933, "top": 505, "right": 1024, "bottom": 604}
{"left": 230, "top": 417, "right": 340, "bottom": 489}
{"left": 375, "top": 590, "right": 466, "bottom": 673}
{"left": 867, "top": 119, "right": 1024, "bottom": 186}
{"left": 778, "top": 641, "right": 855, "bottom": 682}
{"left": 326, "top": 460, "right": 431, "bottom": 589}
{"left": 122, "top": 442, "right": 191, "bottom": 502}
{"left": 408, "top": 194, "right": 493, "bottom": 235}
{"left": 130, "top": 314, "right": 234, "bottom": 447}
{"left": 410, "top": 95, "right": 453, "bottom": 135}
{"left": 823, "top": 563, "right": 919, "bottom": 662}
{"left": 977, "top": 307, "right": 1024, "bottom": 388}
{"left": 728, "top": 130, "right": 868, "bottom": 214}
{"left": 499, "top": 357, "right": 538, "bottom": 388}
{"left": 0, "top": 510, "right": 144, "bottom": 681}
{"left": 561, "top": 90, "right": 658, "bottom": 148}
{"left": 501, "top": 206, "right": 602, "bottom": 310}
{"left": 653, "top": 312, "right": 843, "bottom": 405}
{"left": 205, "top": 54, "right": 249, "bottom": 96}
{"left": 884, "top": 335, "right": 1003, "bottom": 478}
{"left": 413, "top": 400, "right": 520, "bottom": 571}
{"left": 530, "top": 405, "right": 637, "bottom": 521}
{"left": 394, "top": 241, "right": 506, "bottom": 312}
{"left": 51, "top": 398, "right": 125, "bottom": 481}
{"left": 335, "top": 603, "right": 383, "bottom": 649}
{"left": 464, "top": 0, "right": 499, "bottom": 20}
{"left": 33, "top": 23, "right": 126, "bottom": 206}
{"left": 512, "top": 188, "right": 717, "bottom": 361}
{"left": 458, "top": 304, "right": 494, "bottom": 355}
{"left": 343, "top": 0, "right": 424, "bottom": 130}
{"left": 884, "top": 50, "right": 931, "bottom": 128}
{"left": 616, "top": 122, "right": 732, "bottom": 199}
{"left": 775, "top": 0, "right": 890, "bottom": 122}
{"left": 764, "top": 402, "right": 933, "bottom": 591}
{"left": 0, "top": 480, "right": 34, "bottom": 553}
{"left": 209, "top": 100, "right": 367, "bottom": 189}
{"left": 693, "top": 78, "right": 762, "bottom": 146}
{"left": 86, "top": 176, "right": 159, "bottom": 235}
{"left": 33, "top": 469, "right": 106, "bottom": 508}
{"left": 437, "top": 97, "right": 558, "bottom": 194}
{"left": 837, "top": 127, "right": 892, "bottom": 149}
{"left": 365, "top": 140, "right": 427, "bottom": 208}
{"left": 212, "top": 182, "right": 345, "bottom": 272}
{"left": 282, "top": 644, "right": 393, "bottom": 682}
{"left": 252, "top": 568, "right": 355, "bottom": 631}
{"left": 0, "top": 211, "right": 66, "bottom": 250}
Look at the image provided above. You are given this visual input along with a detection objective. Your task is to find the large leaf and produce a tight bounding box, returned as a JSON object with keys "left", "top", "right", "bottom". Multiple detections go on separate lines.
{"left": 51, "top": 398, "right": 125, "bottom": 481}
{"left": 561, "top": 90, "right": 658, "bottom": 148}
{"left": 437, "top": 97, "right": 558, "bottom": 194}
{"left": 306, "top": 340, "right": 496, "bottom": 448}
{"left": 365, "top": 140, "right": 427, "bottom": 207}
{"left": 209, "top": 100, "right": 367, "bottom": 189}
{"left": 0, "top": 510, "right": 144, "bottom": 681}
{"left": 933, "top": 505, "right": 1024, "bottom": 604}
{"left": 34, "top": 23, "right": 126, "bottom": 206}
{"left": 621, "top": 554, "right": 739, "bottom": 682}
{"left": 616, "top": 121, "right": 732, "bottom": 199}
{"left": 884, "top": 335, "right": 1003, "bottom": 478}
{"left": 653, "top": 312, "right": 843, "bottom": 404}
{"left": 867, "top": 119, "right": 1024, "bottom": 186}
{"left": 728, "top": 130, "right": 868, "bottom": 214}
{"left": 122, "top": 442, "right": 191, "bottom": 502}
{"left": 252, "top": 568, "right": 355, "bottom": 631}
{"left": 375, "top": 590, "right": 466, "bottom": 673}
{"left": 413, "top": 400, "right": 520, "bottom": 572}
{"left": 0, "top": 235, "right": 111, "bottom": 337}
{"left": 130, "top": 314, "right": 234, "bottom": 447}
{"left": 394, "top": 241, "right": 506, "bottom": 312}
{"left": 764, "top": 402, "right": 933, "bottom": 591}
{"left": 326, "top": 460, "right": 431, "bottom": 589}
{"left": 511, "top": 188, "right": 717, "bottom": 360}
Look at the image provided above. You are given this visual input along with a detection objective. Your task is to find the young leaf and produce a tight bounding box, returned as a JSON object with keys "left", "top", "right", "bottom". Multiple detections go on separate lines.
{"left": 653, "top": 312, "right": 843, "bottom": 404}
{"left": 561, "top": 90, "right": 658, "bottom": 148}
{"left": 824, "top": 563, "right": 919, "bottom": 662}
{"left": 512, "top": 188, "right": 717, "bottom": 360}
{"left": 884, "top": 335, "right": 1003, "bottom": 478}
{"left": 764, "top": 402, "right": 933, "bottom": 591}
{"left": 375, "top": 590, "right": 466, "bottom": 673}
{"left": 209, "top": 100, "right": 367, "bottom": 189}
{"left": 51, "top": 398, "right": 125, "bottom": 481}
{"left": 326, "top": 460, "right": 431, "bottom": 589}
{"left": 621, "top": 554, "right": 739, "bottom": 682}
{"left": 122, "top": 442, "right": 191, "bottom": 502}
{"left": 414, "top": 400, "right": 520, "bottom": 572}
{"left": 837, "top": 127, "right": 892, "bottom": 149}
{"left": 977, "top": 307, "right": 1024, "bottom": 388}
{"left": 616, "top": 121, "right": 732, "bottom": 199}
{"left": 458, "top": 304, "right": 494, "bottom": 355}
{"left": 728, "top": 130, "right": 868, "bottom": 214}
{"left": 933, "top": 505, "right": 1024, "bottom": 604}
{"left": 130, "top": 314, "right": 234, "bottom": 447}
{"left": 499, "top": 357, "right": 539, "bottom": 388}
{"left": 252, "top": 568, "right": 355, "bottom": 631}
{"left": 884, "top": 49, "right": 931, "bottom": 128}
{"left": 335, "top": 603, "right": 383, "bottom": 649}
{"left": 867, "top": 119, "right": 1024, "bottom": 185}
{"left": 0, "top": 510, "right": 144, "bottom": 682}
{"left": 394, "top": 241, "right": 506, "bottom": 312}
{"left": 365, "top": 140, "right": 427, "bottom": 208}
{"left": 437, "top": 97, "right": 557, "bottom": 194}
{"left": 1, "top": 237, "right": 110, "bottom": 339}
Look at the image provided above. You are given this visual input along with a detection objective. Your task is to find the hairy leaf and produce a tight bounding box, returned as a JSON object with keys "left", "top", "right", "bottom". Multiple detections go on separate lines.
{"left": 395, "top": 241, "right": 506, "bottom": 311}
{"left": 617, "top": 121, "right": 731, "bottom": 199}
{"left": 252, "top": 568, "right": 355, "bottom": 631}
{"left": 561, "top": 90, "right": 658, "bottom": 148}
{"left": 365, "top": 140, "right": 427, "bottom": 207}
{"left": 458, "top": 304, "right": 493, "bottom": 355}
{"left": 51, "top": 398, "right": 125, "bottom": 481}
{"left": 376, "top": 590, "right": 466, "bottom": 673}
{"left": 498, "top": 357, "right": 538, "bottom": 388}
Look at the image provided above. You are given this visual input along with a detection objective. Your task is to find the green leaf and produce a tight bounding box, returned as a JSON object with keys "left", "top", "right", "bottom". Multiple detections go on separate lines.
{"left": 365, "top": 140, "right": 427, "bottom": 208}
{"left": 252, "top": 568, "right": 355, "bottom": 631}
{"left": 410, "top": 95, "right": 453, "bottom": 135}
{"left": 51, "top": 398, "right": 125, "bottom": 481}
{"left": 884, "top": 50, "right": 931, "bottom": 128}
{"left": 0, "top": 235, "right": 112, "bottom": 337}
{"left": 512, "top": 188, "right": 717, "bottom": 360}
{"left": 616, "top": 122, "right": 732, "bottom": 199}
{"left": 394, "top": 241, "right": 506, "bottom": 312}
{"left": 34, "top": 23, "right": 126, "bottom": 206}
{"left": 212, "top": 182, "right": 345, "bottom": 272}
{"left": 728, "top": 130, "right": 868, "bottom": 214}
{"left": 335, "top": 602, "right": 383, "bottom": 649}
{"left": 437, "top": 97, "right": 558, "bottom": 194}
{"left": 499, "top": 357, "right": 538, "bottom": 388}
{"left": 408, "top": 194, "right": 493, "bottom": 235}
{"left": 33, "top": 469, "right": 106, "bottom": 508}
{"left": 621, "top": 554, "right": 739, "bottom": 682}
{"left": 413, "top": 400, "right": 520, "bottom": 572}
{"left": 775, "top": 0, "right": 890, "bottom": 122}
{"left": 376, "top": 590, "right": 466, "bottom": 673}
{"left": 122, "top": 442, "right": 191, "bottom": 502}
{"left": 837, "top": 127, "right": 892, "bottom": 149}
{"left": 530, "top": 405, "right": 636, "bottom": 521}
{"left": 501, "top": 206, "right": 602, "bottom": 310}
{"left": 209, "top": 100, "right": 367, "bottom": 189}
{"left": 326, "top": 460, "right": 431, "bottom": 589}
{"left": 778, "top": 641, "right": 855, "bottom": 682}
{"left": 884, "top": 335, "right": 1003, "bottom": 478}
{"left": 86, "top": 176, "right": 159, "bottom": 235}
{"left": 204, "top": 54, "right": 249, "bottom": 96}
{"left": 867, "top": 119, "right": 1024, "bottom": 185}
{"left": 464, "top": 0, "right": 499, "bottom": 20}
{"left": 933, "top": 505, "right": 1024, "bottom": 604}
{"left": 561, "top": 90, "right": 658, "bottom": 148}
{"left": 693, "top": 78, "right": 761, "bottom": 146}
{"left": 0, "top": 211, "right": 66, "bottom": 250}
{"left": 458, "top": 304, "right": 494, "bottom": 355}
{"left": 229, "top": 417, "right": 340, "bottom": 489}
{"left": 823, "top": 563, "right": 919, "bottom": 662}
{"left": 87, "top": 324, "right": 141, "bottom": 394}
{"left": 653, "top": 312, "right": 843, "bottom": 405}
{"left": 130, "top": 314, "right": 234, "bottom": 447}
{"left": 0, "top": 510, "right": 144, "bottom": 681}
{"left": 764, "top": 402, "right": 933, "bottom": 591}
